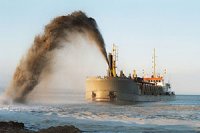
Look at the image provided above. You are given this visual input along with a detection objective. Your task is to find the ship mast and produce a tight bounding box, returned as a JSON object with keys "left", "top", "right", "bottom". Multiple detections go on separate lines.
{"left": 153, "top": 48, "right": 156, "bottom": 78}
{"left": 112, "top": 44, "right": 117, "bottom": 77}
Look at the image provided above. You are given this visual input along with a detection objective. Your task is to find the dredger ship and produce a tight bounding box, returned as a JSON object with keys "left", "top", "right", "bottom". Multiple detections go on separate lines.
{"left": 86, "top": 45, "right": 175, "bottom": 102}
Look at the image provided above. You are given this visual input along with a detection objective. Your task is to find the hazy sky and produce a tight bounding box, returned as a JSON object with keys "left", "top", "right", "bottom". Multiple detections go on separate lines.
{"left": 0, "top": 0, "right": 200, "bottom": 94}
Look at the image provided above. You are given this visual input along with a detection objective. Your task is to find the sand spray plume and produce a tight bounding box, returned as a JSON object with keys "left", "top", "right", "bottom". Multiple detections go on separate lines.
{"left": 4, "top": 11, "right": 108, "bottom": 103}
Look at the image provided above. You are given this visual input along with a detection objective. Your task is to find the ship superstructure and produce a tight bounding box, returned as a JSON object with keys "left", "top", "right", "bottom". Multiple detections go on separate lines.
{"left": 85, "top": 45, "right": 175, "bottom": 102}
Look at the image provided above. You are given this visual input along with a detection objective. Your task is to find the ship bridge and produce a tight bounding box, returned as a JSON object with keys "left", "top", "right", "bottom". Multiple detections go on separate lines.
{"left": 143, "top": 77, "right": 164, "bottom": 86}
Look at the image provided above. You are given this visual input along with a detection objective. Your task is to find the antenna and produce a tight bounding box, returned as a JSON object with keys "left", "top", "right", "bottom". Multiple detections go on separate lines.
{"left": 163, "top": 69, "right": 167, "bottom": 77}
{"left": 142, "top": 69, "right": 145, "bottom": 78}
{"left": 153, "top": 48, "right": 156, "bottom": 78}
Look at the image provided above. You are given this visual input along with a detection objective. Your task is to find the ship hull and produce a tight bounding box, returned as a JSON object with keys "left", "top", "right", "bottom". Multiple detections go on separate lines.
{"left": 86, "top": 77, "right": 175, "bottom": 102}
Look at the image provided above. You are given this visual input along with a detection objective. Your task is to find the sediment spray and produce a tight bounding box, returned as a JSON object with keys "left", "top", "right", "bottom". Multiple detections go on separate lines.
{"left": 4, "top": 11, "right": 108, "bottom": 103}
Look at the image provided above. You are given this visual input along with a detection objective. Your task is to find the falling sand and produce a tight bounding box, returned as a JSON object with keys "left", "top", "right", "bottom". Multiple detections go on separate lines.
{"left": 4, "top": 11, "right": 108, "bottom": 103}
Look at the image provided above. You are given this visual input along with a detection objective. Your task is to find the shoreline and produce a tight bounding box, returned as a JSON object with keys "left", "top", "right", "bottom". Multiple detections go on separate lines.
{"left": 0, "top": 121, "right": 81, "bottom": 133}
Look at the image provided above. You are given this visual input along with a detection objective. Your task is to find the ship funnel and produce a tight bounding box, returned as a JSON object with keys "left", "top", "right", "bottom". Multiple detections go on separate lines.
{"left": 108, "top": 53, "right": 113, "bottom": 77}
{"left": 108, "top": 44, "right": 117, "bottom": 77}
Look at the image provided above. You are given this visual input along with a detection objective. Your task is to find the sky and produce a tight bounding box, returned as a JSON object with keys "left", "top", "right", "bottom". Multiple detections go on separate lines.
{"left": 0, "top": 0, "right": 200, "bottom": 94}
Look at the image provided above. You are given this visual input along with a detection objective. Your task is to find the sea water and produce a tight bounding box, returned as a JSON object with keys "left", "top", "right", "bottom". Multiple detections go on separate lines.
{"left": 0, "top": 95, "right": 200, "bottom": 133}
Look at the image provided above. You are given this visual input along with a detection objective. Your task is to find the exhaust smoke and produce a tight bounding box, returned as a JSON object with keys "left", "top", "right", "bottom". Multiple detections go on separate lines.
{"left": 4, "top": 11, "right": 108, "bottom": 103}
